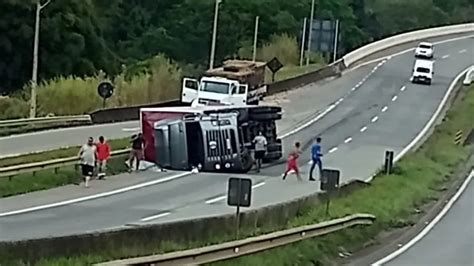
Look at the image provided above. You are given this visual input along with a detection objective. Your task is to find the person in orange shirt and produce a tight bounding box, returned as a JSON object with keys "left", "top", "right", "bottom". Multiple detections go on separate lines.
{"left": 96, "top": 136, "right": 111, "bottom": 180}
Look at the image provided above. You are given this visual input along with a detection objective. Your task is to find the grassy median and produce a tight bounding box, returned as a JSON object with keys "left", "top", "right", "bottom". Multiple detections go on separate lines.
{"left": 0, "top": 138, "right": 130, "bottom": 197}
{"left": 5, "top": 83, "right": 472, "bottom": 265}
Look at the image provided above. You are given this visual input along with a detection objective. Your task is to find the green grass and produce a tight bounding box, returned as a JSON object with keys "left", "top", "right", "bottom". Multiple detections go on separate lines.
{"left": 0, "top": 155, "right": 129, "bottom": 198}
{"left": 0, "top": 138, "right": 130, "bottom": 168}
{"left": 6, "top": 83, "right": 473, "bottom": 265}
{"left": 0, "top": 138, "right": 131, "bottom": 198}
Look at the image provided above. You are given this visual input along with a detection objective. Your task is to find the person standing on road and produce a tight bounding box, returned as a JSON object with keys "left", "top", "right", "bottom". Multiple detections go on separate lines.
{"left": 96, "top": 136, "right": 111, "bottom": 180}
{"left": 253, "top": 131, "right": 267, "bottom": 173}
{"left": 128, "top": 133, "right": 146, "bottom": 172}
{"left": 309, "top": 137, "right": 323, "bottom": 181}
{"left": 282, "top": 141, "right": 302, "bottom": 181}
{"left": 78, "top": 137, "right": 97, "bottom": 188}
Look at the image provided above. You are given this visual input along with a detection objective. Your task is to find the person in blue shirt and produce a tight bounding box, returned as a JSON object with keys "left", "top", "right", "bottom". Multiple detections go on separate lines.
{"left": 309, "top": 137, "right": 323, "bottom": 181}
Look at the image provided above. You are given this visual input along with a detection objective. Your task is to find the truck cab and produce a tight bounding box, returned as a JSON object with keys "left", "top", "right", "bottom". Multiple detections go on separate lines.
{"left": 182, "top": 76, "right": 249, "bottom": 107}
{"left": 181, "top": 60, "right": 267, "bottom": 107}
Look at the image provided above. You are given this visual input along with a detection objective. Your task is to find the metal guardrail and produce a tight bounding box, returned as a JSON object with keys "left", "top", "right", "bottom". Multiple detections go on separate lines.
{"left": 0, "top": 149, "right": 130, "bottom": 178}
{"left": 463, "top": 65, "right": 474, "bottom": 85}
{"left": 97, "top": 213, "right": 375, "bottom": 266}
{"left": 0, "top": 115, "right": 92, "bottom": 128}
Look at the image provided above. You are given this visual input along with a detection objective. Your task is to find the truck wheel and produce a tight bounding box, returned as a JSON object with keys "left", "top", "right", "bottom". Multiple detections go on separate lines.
{"left": 249, "top": 106, "right": 282, "bottom": 114}
{"left": 250, "top": 112, "right": 282, "bottom": 121}
{"left": 263, "top": 151, "right": 283, "bottom": 163}
{"left": 267, "top": 143, "right": 282, "bottom": 153}
{"left": 239, "top": 151, "right": 254, "bottom": 173}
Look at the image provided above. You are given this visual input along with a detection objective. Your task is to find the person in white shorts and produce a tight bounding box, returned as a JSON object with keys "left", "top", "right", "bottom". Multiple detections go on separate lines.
{"left": 78, "top": 137, "right": 97, "bottom": 188}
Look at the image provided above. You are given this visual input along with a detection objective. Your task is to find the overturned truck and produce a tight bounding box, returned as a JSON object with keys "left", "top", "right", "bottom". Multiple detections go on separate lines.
{"left": 140, "top": 105, "right": 282, "bottom": 173}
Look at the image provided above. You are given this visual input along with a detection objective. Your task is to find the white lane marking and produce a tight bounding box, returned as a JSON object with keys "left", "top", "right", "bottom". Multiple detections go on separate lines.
{"left": 344, "top": 137, "right": 353, "bottom": 144}
{"left": 346, "top": 34, "right": 474, "bottom": 73}
{"left": 442, "top": 54, "right": 450, "bottom": 59}
{"left": 206, "top": 181, "right": 266, "bottom": 204}
{"left": 360, "top": 126, "right": 368, "bottom": 132}
{"left": 459, "top": 49, "right": 467, "bottom": 53}
{"left": 371, "top": 116, "right": 379, "bottom": 123}
{"left": 381, "top": 106, "right": 388, "bottom": 113}
{"left": 392, "top": 95, "right": 398, "bottom": 102}
{"left": 0, "top": 172, "right": 192, "bottom": 217}
{"left": 365, "top": 66, "right": 472, "bottom": 183}
{"left": 140, "top": 212, "right": 171, "bottom": 222}
{"left": 351, "top": 87, "right": 356, "bottom": 91}
{"left": 328, "top": 147, "right": 338, "bottom": 153}
{"left": 400, "top": 86, "right": 406, "bottom": 92}
{"left": 122, "top": 127, "right": 140, "bottom": 132}
{"left": 372, "top": 170, "right": 474, "bottom": 265}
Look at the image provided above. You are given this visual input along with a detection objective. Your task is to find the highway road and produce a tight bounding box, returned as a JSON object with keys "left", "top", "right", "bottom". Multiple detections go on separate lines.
{"left": 0, "top": 35, "right": 473, "bottom": 242}
{"left": 383, "top": 172, "right": 474, "bottom": 266}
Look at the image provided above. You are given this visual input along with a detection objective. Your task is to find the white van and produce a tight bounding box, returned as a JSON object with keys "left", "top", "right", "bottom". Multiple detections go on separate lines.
{"left": 411, "top": 59, "right": 434, "bottom": 85}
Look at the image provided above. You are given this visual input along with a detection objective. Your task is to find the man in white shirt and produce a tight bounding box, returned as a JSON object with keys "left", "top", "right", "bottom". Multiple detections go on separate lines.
{"left": 253, "top": 131, "right": 267, "bottom": 173}
{"left": 78, "top": 137, "right": 97, "bottom": 188}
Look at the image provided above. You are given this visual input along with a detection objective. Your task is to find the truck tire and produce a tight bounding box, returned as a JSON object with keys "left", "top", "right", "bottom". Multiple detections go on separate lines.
{"left": 238, "top": 150, "right": 254, "bottom": 173}
{"left": 249, "top": 106, "right": 282, "bottom": 114}
{"left": 263, "top": 151, "right": 283, "bottom": 163}
{"left": 249, "top": 112, "right": 282, "bottom": 121}
{"left": 267, "top": 143, "right": 282, "bottom": 153}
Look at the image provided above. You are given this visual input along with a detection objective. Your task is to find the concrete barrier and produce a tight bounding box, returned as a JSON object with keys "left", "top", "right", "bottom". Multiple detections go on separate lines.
{"left": 343, "top": 23, "right": 474, "bottom": 67}
{"left": 463, "top": 65, "right": 474, "bottom": 85}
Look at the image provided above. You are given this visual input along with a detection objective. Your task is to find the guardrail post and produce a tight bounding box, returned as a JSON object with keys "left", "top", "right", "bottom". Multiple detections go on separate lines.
{"left": 54, "top": 167, "right": 59, "bottom": 174}
{"left": 8, "top": 176, "right": 13, "bottom": 181}
{"left": 384, "top": 150, "right": 394, "bottom": 175}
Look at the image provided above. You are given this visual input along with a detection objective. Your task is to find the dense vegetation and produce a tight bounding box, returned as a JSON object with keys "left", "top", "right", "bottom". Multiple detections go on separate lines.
{"left": 0, "top": 0, "right": 472, "bottom": 117}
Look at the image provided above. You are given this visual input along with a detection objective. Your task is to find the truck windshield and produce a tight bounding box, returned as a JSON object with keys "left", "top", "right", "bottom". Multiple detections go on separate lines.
{"left": 201, "top": 81, "right": 230, "bottom": 94}
{"left": 416, "top": 67, "right": 430, "bottom": 73}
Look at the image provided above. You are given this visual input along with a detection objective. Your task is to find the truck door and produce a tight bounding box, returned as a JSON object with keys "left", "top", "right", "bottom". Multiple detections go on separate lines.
{"left": 181, "top": 78, "right": 199, "bottom": 104}
{"left": 228, "top": 84, "right": 248, "bottom": 106}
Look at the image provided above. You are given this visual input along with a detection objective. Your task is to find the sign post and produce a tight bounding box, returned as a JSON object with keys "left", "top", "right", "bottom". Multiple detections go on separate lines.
{"left": 266, "top": 57, "right": 284, "bottom": 83}
{"left": 97, "top": 81, "right": 114, "bottom": 109}
{"left": 384, "top": 150, "right": 394, "bottom": 175}
{"left": 320, "top": 169, "right": 341, "bottom": 216}
{"left": 227, "top": 177, "right": 252, "bottom": 238}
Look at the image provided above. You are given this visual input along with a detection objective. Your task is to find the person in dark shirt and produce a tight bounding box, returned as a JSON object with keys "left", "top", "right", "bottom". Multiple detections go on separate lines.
{"left": 309, "top": 137, "right": 323, "bottom": 181}
{"left": 128, "top": 133, "right": 145, "bottom": 172}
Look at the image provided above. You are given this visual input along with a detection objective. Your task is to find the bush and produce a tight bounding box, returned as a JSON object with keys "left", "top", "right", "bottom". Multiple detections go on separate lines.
{"left": 0, "top": 96, "right": 29, "bottom": 120}
{"left": 238, "top": 34, "right": 300, "bottom": 66}
{"left": 0, "top": 54, "right": 183, "bottom": 118}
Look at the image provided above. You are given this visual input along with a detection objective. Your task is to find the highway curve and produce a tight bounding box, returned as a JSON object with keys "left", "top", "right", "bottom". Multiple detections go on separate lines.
{"left": 383, "top": 171, "right": 474, "bottom": 266}
{"left": 0, "top": 35, "right": 473, "bottom": 242}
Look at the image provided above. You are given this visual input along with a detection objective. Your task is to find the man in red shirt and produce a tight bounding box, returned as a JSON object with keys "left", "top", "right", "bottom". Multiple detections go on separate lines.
{"left": 282, "top": 142, "right": 303, "bottom": 181}
{"left": 96, "top": 136, "right": 111, "bottom": 180}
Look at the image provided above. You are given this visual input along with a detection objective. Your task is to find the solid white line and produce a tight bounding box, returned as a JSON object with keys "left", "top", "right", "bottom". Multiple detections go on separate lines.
{"left": 280, "top": 104, "right": 336, "bottom": 138}
{"left": 360, "top": 126, "right": 368, "bottom": 132}
{"left": 400, "top": 86, "right": 406, "bottom": 92}
{"left": 205, "top": 181, "right": 266, "bottom": 204}
{"left": 392, "top": 95, "right": 398, "bottom": 102}
{"left": 140, "top": 212, "right": 171, "bottom": 222}
{"left": 122, "top": 127, "right": 140, "bottom": 132}
{"left": 0, "top": 172, "right": 192, "bottom": 217}
{"left": 442, "top": 54, "right": 450, "bottom": 59}
{"left": 372, "top": 170, "right": 474, "bottom": 265}
{"left": 381, "top": 106, "right": 388, "bottom": 113}
{"left": 328, "top": 147, "right": 338, "bottom": 153}
{"left": 459, "top": 49, "right": 467, "bottom": 53}
{"left": 393, "top": 67, "right": 471, "bottom": 163}
{"left": 371, "top": 116, "right": 379, "bottom": 123}
{"left": 344, "top": 137, "right": 353, "bottom": 144}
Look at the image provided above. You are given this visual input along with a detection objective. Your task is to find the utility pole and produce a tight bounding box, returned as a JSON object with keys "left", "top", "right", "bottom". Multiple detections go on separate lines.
{"left": 306, "top": 0, "right": 315, "bottom": 66}
{"left": 299, "top": 17, "right": 307, "bottom": 66}
{"left": 332, "top": 19, "right": 340, "bottom": 63}
{"left": 252, "top": 16, "right": 260, "bottom": 62}
{"left": 209, "top": 0, "right": 222, "bottom": 70}
{"left": 30, "top": 0, "right": 51, "bottom": 118}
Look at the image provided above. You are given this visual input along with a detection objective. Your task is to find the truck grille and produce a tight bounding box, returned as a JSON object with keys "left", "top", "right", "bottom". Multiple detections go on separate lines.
{"left": 199, "top": 98, "right": 222, "bottom": 105}
{"left": 206, "top": 129, "right": 237, "bottom": 161}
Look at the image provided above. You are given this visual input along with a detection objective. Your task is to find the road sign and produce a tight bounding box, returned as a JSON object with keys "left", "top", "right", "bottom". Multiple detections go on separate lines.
{"left": 267, "top": 57, "right": 284, "bottom": 82}
{"left": 227, "top": 177, "right": 252, "bottom": 207}
{"left": 97, "top": 81, "right": 114, "bottom": 108}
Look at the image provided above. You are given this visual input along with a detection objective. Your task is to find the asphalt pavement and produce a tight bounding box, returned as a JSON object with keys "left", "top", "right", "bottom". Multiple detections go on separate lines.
{"left": 0, "top": 36, "right": 473, "bottom": 242}
{"left": 384, "top": 175, "right": 473, "bottom": 266}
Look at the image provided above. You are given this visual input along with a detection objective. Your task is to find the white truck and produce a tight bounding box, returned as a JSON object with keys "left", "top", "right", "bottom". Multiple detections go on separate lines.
{"left": 181, "top": 60, "right": 267, "bottom": 107}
